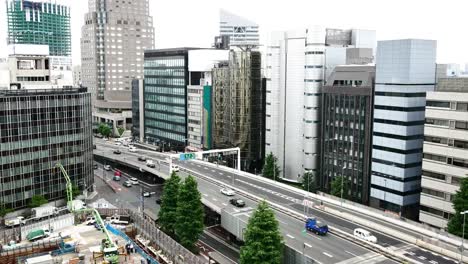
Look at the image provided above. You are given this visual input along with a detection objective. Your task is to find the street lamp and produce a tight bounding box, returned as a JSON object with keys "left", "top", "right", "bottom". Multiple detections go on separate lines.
{"left": 341, "top": 164, "right": 346, "bottom": 208}
{"left": 460, "top": 210, "right": 468, "bottom": 264}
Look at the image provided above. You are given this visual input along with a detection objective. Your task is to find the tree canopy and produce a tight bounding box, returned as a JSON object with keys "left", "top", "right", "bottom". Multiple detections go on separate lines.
{"left": 158, "top": 172, "right": 181, "bottom": 235}
{"left": 302, "top": 170, "right": 317, "bottom": 193}
{"left": 98, "top": 123, "right": 112, "bottom": 137}
{"left": 29, "top": 195, "right": 48, "bottom": 208}
{"left": 330, "top": 176, "right": 351, "bottom": 199}
{"left": 262, "top": 152, "right": 281, "bottom": 181}
{"left": 448, "top": 177, "right": 468, "bottom": 237}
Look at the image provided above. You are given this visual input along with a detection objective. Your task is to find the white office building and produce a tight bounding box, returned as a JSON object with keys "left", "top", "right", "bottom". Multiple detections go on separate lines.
{"left": 370, "top": 39, "right": 437, "bottom": 219}
{"left": 419, "top": 77, "right": 468, "bottom": 228}
{"left": 265, "top": 27, "right": 376, "bottom": 182}
{"left": 219, "top": 9, "right": 259, "bottom": 46}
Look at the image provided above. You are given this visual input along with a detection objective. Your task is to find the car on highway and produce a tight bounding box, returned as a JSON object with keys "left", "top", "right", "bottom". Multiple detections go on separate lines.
{"left": 114, "top": 142, "right": 122, "bottom": 146}
{"left": 104, "top": 165, "right": 111, "bottom": 171}
{"left": 353, "top": 228, "right": 377, "bottom": 243}
{"left": 113, "top": 175, "right": 121, "bottom": 181}
{"left": 123, "top": 181, "right": 132, "bottom": 187}
{"left": 155, "top": 199, "right": 162, "bottom": 205}
{"left": 113, "top": 150, "right": 121, "bottom": 155}
{"left": 229, "top": 198, "right": 245, "bottom": 207}
{"left": 220, "top": 188, "right": 235, "bottom": 196}
{"left": 129, "top": 146, "right": 137, "bottom": 152}
{"left": 138, "top": 156, "right": 147, "bottom": 162}
{"left": 93, "top": 164, "right": 98, "bottom": 170}
{"left": 142, "top": 191, "right": 151, "bottom": 197}
{"left": 171, "top": 165, "right": 180, "bottom": 172}
{"left": 129, "top": 177, "right": 139, "bottom": 185}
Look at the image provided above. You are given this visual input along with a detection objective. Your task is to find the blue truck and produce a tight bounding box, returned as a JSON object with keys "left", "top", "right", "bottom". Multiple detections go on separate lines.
{"left": 305, "top": 218, "right": 328, "bottom": 235}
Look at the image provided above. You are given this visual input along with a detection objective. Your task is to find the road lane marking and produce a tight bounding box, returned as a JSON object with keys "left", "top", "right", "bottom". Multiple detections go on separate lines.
{"left": 219, "top": 172, "right": 223, "bottom": 175}
{"left": 211, "top": 170, "right": 215, "bottom": 172}
{"left": 212, "top": 198, "right": 217, "bottom": 202}
{"left": 204, "top": 167, "right": 208, "bottom": 169}
{"left": 345, "top": 251, "right": 358, "bottom": 257}
{"left": 418, "top": 256, "right": 427, "bottom": 260}
{"left": 323, "top": 252, "right": 333, "bottom": 258}
{"left": 429, "top": 261, "right": 438, "bottom": 264}
{"left": 222, "top": 203, "right": 227, "bottom": 206}
{"left": 203, "top": 194, "right": 208, "bottom": 197}
{"left": 286, "top": 234, "right": 295, "bottom": 239}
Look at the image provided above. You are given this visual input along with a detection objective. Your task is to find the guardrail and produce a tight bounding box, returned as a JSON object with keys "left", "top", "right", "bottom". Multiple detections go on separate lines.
{"left": 192, "top": 159, "right": 467, "bottom": 263}
{"left": 181, "top": 166, "right": 425, "bottom": 264}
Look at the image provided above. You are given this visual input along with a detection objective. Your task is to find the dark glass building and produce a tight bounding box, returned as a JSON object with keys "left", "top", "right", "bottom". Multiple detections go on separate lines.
{"left": 143, "top": 48, "right": 194, "bottom": 150}
{"left": 320, "top": 65, "right": 375, "bottom": 204}
{"left": 0, "top": 88, "right": 93, "bottom": 209}
{"left": 212, "top": 50, "right": 264, "bottom": 172}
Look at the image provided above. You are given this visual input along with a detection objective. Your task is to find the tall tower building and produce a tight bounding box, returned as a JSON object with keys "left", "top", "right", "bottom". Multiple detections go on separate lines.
{"left": 265, "top": 27, "right": 375, "bottom": 182}
{"left": 219, "top": 9, "right": 259, "bottom": 46}
{"left": 370, "top": 39, "right": 436, "bottom": 219}
{"left": 81, "top": 0, "right": 154, "bottom": 132}
{"left": 6, "top": 0, "right": 71, "bottom": 57}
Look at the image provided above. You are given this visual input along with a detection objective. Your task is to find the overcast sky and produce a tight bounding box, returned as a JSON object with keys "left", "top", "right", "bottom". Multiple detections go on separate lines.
{"left": 1, "top": 0, "right": 467, "bottom": 68}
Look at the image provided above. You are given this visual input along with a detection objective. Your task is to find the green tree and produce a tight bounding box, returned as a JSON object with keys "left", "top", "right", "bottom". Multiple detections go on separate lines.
{"left": 175, "top": 175, "right": 204, "bottom": 253}
{"left": 448, "top": 177, "right": 468, "bottom": 237}
{"left": 117, "top": 127, "right": 125, "bottom": 137}
{"left": 330, "top": 176, "right": 351, "bottom": 199}
{"left": 98, "top": 123, "right": 112, "bottom": 138}
{"left": 240, "top": 201, "right": 283, "bottom": 264}
{"left": 0, "top": 204, "right": 13, "bottom": 217}
{"left": 158, "top": 172, "right": 181, "bottom": 235}
{"left": 28, "top": 195, "right": 48, "bottom": 208}
{"left": 262, "top": 152, "right": 281, "bottom": 180}
{"left": 302, "top": 171, "right": 317, "bottom": 193}
{"left": 72, "top": 184, "right": 81, "bottom": 198}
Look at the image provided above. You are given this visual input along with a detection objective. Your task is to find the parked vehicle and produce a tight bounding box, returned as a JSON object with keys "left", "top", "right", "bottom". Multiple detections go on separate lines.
{"left": 229, "top": 198, "right": 245, "bottom": 207}
{"left": 220, "top": 188, "right": 235, "bottom": 196}
{"left": 51, "top": 238, "right": 77, "bottom": 256}
{"left": 31, "top": 206, "right": 58, "bottom": 219}
{"left": 129, "top": 146, "right": 137, "bottom": 152}
{"left": 138, "top": 156, "right": 147, "bottom": 162}
{"left": 85, "top": 216, "right": 96, "bottom": 225}
{"left": 70, "top": 200, "right": 86, "bottom": 211}
{"left": 24, "top": 254, "right": 54, "bottom": 264}
{"left": 129, "top": 177, "right": 139, "bottom": 185}
{"left": 305, "top": 218, "right": 328, "bottom": 235}
{"left": 113, "top": 149, "right": 121, "bottom": 154}
{"left": 4, "top": 216, "right": 26, "bottom": 227}
{"left": 123, "top": 181, "right": 132, "bottom": 187}
{"left": 93, "top": 164, "right": 98, "bottom": 170}
{"left": 353, "top": 228, "right": 377, "bottom": 243}
{"left": 114, "top": 170, "right": 121, "bottom": 177}
{"left": 107, "top": 215, "right": 130, "bottom": 225}
{"left": 104, "top": 165, "right": 111, "bottom": 171}
{"left": 113, "top": 175, "right": 121, "bottom": 181}
{"left": 114, "top": 142, "right": 122, "bottom": 146}
{"left": 155, "top": 199, "right": 162, "bottom": 205}
{"left": 26, "top": 229, "right": 50, "bottom": 242}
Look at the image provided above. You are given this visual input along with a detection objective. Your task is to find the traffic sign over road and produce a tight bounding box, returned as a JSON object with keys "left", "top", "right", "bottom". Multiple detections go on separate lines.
{"left": 179, "top": 153, "right": 196, "bottom": 161}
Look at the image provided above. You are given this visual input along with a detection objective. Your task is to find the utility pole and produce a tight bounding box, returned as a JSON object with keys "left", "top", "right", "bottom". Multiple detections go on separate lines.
{"left": 140, "top": 186, "right": 145, "bottom": 214}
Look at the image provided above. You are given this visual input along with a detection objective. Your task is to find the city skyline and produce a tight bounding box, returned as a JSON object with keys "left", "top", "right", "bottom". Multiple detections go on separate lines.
{"left": 0, "top": 0, "right": 467, "bottom": 66}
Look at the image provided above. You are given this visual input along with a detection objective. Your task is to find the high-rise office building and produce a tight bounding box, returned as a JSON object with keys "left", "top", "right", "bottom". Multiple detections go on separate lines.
{"left": 212, "top": 49, "right": 264, "bottom": 171}
{"left": 0, "top": 88, "right": 93, "bottom": 209}
{"left": 81, "top": 0, "right": 154, "bottom": 133}
{"left": 143, "top": 48, "right": 227, "bottom": 151}
{"left": 320, "top": 65, "right": 375, "bottom": 204}
{"left": 419, "top": 77, "right": 468, "bottom": 228}
{"left": 219, "top": 9, "right": 259, "bottom": 47}
{"left": 370, "top": 39, "right": 437, "bottom": 219}
{"left": 6, "top": 0, "right": 71, "bottom": 57}
{"left": 265, "top": 27, "right": 376, "bottom": 182}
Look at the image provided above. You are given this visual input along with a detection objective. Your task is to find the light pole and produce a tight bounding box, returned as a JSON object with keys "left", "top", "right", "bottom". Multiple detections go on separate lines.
{"left": 460, "top": 210, "right": 468, "bottom": 264}
{"left": 341, "top": 165, "right": 346, "bottom": 207}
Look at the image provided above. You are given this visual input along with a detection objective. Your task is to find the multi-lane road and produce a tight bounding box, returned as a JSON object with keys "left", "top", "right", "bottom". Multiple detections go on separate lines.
{"left": 94, "top": 140, "right": 458, "bottom": 264}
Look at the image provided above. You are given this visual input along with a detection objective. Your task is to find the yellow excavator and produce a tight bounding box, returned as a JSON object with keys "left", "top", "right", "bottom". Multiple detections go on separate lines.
{"left": 56, "top": 163, "right": 121, "bottom": 263}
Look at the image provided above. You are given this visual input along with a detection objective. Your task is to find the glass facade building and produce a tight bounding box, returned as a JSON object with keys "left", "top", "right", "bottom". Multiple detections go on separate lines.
{"left": 6, "top": 0, "right": 71, "bottom": 56}
{"left": 143, "top": 49, "right": 190, "bottom": 149}
{"left": 0, "top": 88, "right": 93, "bottom": 209}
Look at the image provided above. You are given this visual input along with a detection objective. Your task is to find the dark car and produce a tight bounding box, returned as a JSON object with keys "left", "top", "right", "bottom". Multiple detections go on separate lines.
{"left": 155, "top": 199, "right": 162, "bottom": 205}
{"left": 123, "top": 181, "right": 132, "bottom": 187}
{"left": 138, "top": 156, "right": 147, "bottom": 162}
{"left": 93, "top": 144, "right": 97, "bottom": 149}
{"left": 229, "top": 198, "right": 245, "bottom": 208}
{"left": 113, "top": 150, "right": 121, "bottom": 155}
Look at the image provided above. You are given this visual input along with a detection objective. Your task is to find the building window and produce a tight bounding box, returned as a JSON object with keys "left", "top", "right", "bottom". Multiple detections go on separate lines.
{"left": 422, "top": 188, "right": 445, "bottom": 199}
{"left": 426, "top": 100, "right": 450, "bottom": 108}
{"left": 422, "top": 170, "right": 446, "bottom": 181}
{"left": 456, "top": 103, "right": 468, "bottom": 111}
{"left": 423, "top": 153, "right": 446, "bottom": 163}
{"left": 424, "top": 136, "right": 448, "bottom": 145}
{"left": 455, "top": 121, "right": 468, "bottom": 130}
{"left": 425, "top": 118, "right": 449, "bottom": 127}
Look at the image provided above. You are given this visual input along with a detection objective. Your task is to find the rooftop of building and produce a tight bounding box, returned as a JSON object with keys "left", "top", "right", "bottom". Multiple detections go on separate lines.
{"left": 325, "top": 64, "right": 375, "bottom": 88}
{"left": 0, "top": 87, "right": 88, "bottom": 97}
{"left": 436, "top": 77, "right": 468, "bottom": 92}
{"left": 144, "top": 47, "right": 205, "bottom": 57}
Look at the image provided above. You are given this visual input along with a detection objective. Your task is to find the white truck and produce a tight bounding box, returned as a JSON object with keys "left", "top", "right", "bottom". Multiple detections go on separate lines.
{"left": 106, "top": 215, "right": 130, "bottom": 225}
{"left": 70, "top": 200, "right": 86, "bottom": 211}
{"left": 24, "top": 254, "right": 53, "bottom": 264}
{"left": 31, "top": 205, "right": 58, "bottom": 220}
{"left": 4, "top": 216, "right": 26, "bottom": 227}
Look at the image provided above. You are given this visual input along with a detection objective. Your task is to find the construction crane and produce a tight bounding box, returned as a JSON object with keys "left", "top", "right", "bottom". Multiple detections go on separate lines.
{"left": 56, "top": 163, "right": 120, "bottom": 263}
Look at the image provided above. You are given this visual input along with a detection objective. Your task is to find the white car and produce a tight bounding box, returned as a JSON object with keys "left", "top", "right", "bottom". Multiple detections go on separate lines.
{"left": 353, "top": 228, "right": 377, "bottom": 243}
{"left": 171, "top": 165, "right": 180, "bottom": 172}
{"left": 142, "top": 191, "right": 151, "bottom": 197}
{"left": 220, "top": 188, "right": 235, "bottom": 196}
{"left": 129, "top": 177, "right": 139, "bottom": 185}
{"left": 114, "top": 141, "right": 122, "bottom": 146}
{"left": 129, "top": 146, "right": 137, "bottom": 152}
{"left": 104, "top": 165, "right": 111, "bottom": 171}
